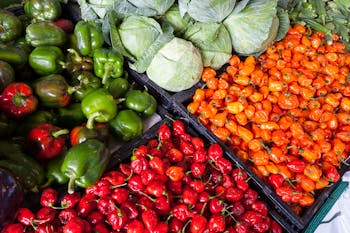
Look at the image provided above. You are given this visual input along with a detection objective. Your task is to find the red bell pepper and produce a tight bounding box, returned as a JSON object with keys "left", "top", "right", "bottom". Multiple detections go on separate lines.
{"left": 26, "top": 123, "right": 69, "bottom": 160}
{"left": 0, "top": 82, "right": 38, "bottom": 119}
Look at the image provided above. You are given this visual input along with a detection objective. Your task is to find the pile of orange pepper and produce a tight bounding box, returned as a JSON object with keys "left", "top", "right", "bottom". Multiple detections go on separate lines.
{"left": 187, "top": 24, "right": 350, "bottom": 214}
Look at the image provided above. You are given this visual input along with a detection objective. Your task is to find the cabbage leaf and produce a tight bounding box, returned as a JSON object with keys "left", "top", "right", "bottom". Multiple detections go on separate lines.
{"left": 179, "top": 0, "right": 236, "bottom": 23}
{"left": 184, "top": 22, "right": 232, "bottom": 69}
{"left": 146, "top": 38, "right": 203, "bottom": 92}
{"left": 163, "top": 4, "right": 195, "bottom": 36}
{"left": 113, "top": 0, "right": 175, "bottom": 17}
{"left": 223, "top": 0, "right": 278, "bottom": 55}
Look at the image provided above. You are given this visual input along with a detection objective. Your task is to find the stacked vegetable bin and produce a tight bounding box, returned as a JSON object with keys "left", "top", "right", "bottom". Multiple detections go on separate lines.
{"left": 1, "top": 0, "right": 350, "bottom": 233}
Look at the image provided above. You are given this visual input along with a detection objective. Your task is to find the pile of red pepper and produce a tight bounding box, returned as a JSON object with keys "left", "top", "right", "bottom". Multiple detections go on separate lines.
{"left": 2, "top": 120, "right": 283, "bottom": 233}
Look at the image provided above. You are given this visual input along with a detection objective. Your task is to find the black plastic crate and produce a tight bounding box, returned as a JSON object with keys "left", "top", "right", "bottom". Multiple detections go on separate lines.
{"left": 109, "top": 110, "right": 299, "bottom": 233}
{"left": 168, "top": 85, "right": 350, "bottom": 232}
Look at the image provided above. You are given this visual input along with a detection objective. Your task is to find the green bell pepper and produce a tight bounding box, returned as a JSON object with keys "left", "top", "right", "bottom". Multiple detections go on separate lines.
{"left": 57, "top": 103, "right": 86, "bottom": 129}
{"left": 61, "top": 139, "right": 110, "bottom": 194}
{"left": 0, "top": 44, "right": 28, "bottom": 68}
{"left": 92, "top": 48, "right": 124, "bottom": 85}
{"left": 29, "top": 45, "right": 65, "bottom": 75}
{"left": 109, "top": 109, "right": 143, "bottom": 141}
{"left": 42, "top": 151, "right": 68, "bottom": 188}
{"left": 0, "top": 112, "right": 16, "bottom": 138}
{"left": 74, "top": 20, "right": 104, "bottom": 56}
{"left": 24, "top": 0, "right": 62, "bottom": 22}
{"left": 70, "top": 71, "right": 102, "bottom": 102}
{"left": 105, "top": 76, "right": 130, "bottom": 99}
{"left": 70, "top": 123, "right": 109, "bottom": 146}
{"left": 0, "top": 60, "right": 15, "bottom": 92}
{"left": 16, "top": 110, "right": 56, "bottom": 136}
{"left": 125, "top": 89, "right": 157, "bottom": 117}
{"left": 0, "top": 10, "right": 22, "bottom": 43}
{"left": 25, "top": 21, "right": 66, "bottom": 47}
{"left": 0, "top": 140, "right": 45, "bottom": 191}
{"left": 33, "top": 74, "right": 72, "bottom": 108}
{"left": 81, "top": 88, "right": 117, "bottom": 129}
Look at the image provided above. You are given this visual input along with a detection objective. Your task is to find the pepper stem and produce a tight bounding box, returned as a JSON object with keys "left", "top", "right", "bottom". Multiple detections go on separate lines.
{"left": 86, "top": 112, "right": 102, "bottom": 129}
{"left": 102, "top": 63, "right": 114, "bottom": 85}
{"left": 12, "top": 93, "right": 27, "bottom": 107}
{"left": 52, "top": 129, "right": 69, "bottom": 138}
{"left": 67, "top": 49, "right": 83, "bottom": 63}
{"left": 67, "top": 178, "right": 76, "bottom": 194}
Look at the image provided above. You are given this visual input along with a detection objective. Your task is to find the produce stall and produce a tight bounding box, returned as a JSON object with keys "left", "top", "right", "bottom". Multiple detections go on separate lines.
{"left": 0, "top": 0, "right": 350, "bottom": 232}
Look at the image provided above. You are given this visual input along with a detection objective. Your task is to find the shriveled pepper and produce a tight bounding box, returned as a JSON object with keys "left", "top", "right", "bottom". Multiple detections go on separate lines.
{"left": 41, "top": 152, "right": 69, "bottom": 188}
{"left": 104, "top": 75, "right": 130, "bottom": 99}
{"left": 70, "top": 71, "right": 102, "bottom": 101}
{"left": 125, "top": 89, "right": 157, "bottom": 117}
{"left": 25, "top": 21, "right": 66, "bottom": 47}
{"left": 26, "top": 123, "right": 69, "bottom": 160}
{"left": 29, "top": 45, "right": 65, "bottom": 75}
{"left": 92, "top": 48, "right": 124, "bottom": 84}
{"left": 109, "top": 109, "right": 143, "bottom": 141}
{"left": 74, "top": 21, "right": 104, "bottom": 56}
{"left": 0, "top": 60, "right": 15, "bottom": 92}
{"left": 57, "top": 103, "right": 86, "bottom": 129}
{"left": 64, "top": 49, "right": 94, "bottom": 78}
{"left": 61, "top": 139, "right": 110, "bottom": 194}
{"left": 0, "top": 82, "right": 38, "bottom": 119}
{"left": 33, "top": 74, "right": 72, "bottom": 108}
{"left": 0, "top": 140, "right": 45, "bottom": 191}
{"left": 0, "top": 10, "right": 22, "bottom": 43}
{"left": 70, "top": 123, "right": 109, "bottom": 146}
{"left": 24, "top": 0, "right": 62, "bottom": 22}
{"left": 81, "top": 88, "right": 117, "bottom": 129}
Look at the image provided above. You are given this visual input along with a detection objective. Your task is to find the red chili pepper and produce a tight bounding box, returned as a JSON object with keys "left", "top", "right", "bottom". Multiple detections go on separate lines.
{"left": 173, "top": 204, "right": 192, "bottom": 221}
{"left": 35, "top": 223, "right": 55, "bottom": 233}
{"left": 16, "top": 208, "right": 35, "bottom": 226}
{"left": 165, "top": 148, "right": 184, "bottom": 163}
{"left": 106, "top": 208, "right": 128, "bottom": 231}
{"left": 127, "top": 175, "right": 144, "bottom": 192}
{"left": 26, "top": 123, "right": 69, "bottom": 160}
{"left": 189, "top": 180, "right": 205, "bottom": 193}
{"left": 236, "top": 180, "right": 249, "bottom": 192}
{"left": 190, "top": 214, "right": 207, "bottom": 233}
{"left": 111, "top": 188, "right": 129, "bottom": 204}
{"left": 323, "top": 165, "right": 341, "bottom": 182}
{"left": 62, "top": 217, "right": 91, "bottom": 233}
{"left": 270, "top": 219, "right": 283, "bottom": 233}
{"left": 231, "top": 168, "right": 248, "bottom": 182}
{"left": 130, "top": 157, "right": 148, "bottom": 174}
{"left": 250, "top": 200, "right": 269, "bottom": 216}
{"left": 141, "top": 209, "right": 158, "bottom": 232}
{"left": 179, "top": 139, "right": 195, "bottom": 155}
{"left": 76, "top": 193, "right": 97, "bottom": 218}
{"left": 1, "top": 223, "right": 24, "bottom": 233}
{"left": 120, "top": 201, "right": 139, "bottom": 219}
{"left": 97, "top": 196, "right": 116, "bottom": 215}
{"left": 234, "top": 222, "right": 249, "bottom": 233}
{"left": 208, "top": 214, "right": 225, "bottom": 232}
{"left": 145, "top": 181, "right": 166, "bottom": 198}
{"left": 61, "top": 192, "right": 81, "bottom": 209}
{"left": 0, "top": 82, "right": 38, "bottom": 119}
{"left": 209, "top": 197, "right": 224, "bottom": 214}
{"left": 93, "top": 223, "right": 109, "bottom": 233}
{"left": 191, "top": 137, "right": 205, "bottom": 150}
{"left": 276, "top": 186, "right": 293, "bottom": 203}
{"left": 173, "top": 120, "right": 185, "bottom": 136}
{"left": 215, "top": 157, "right": 233, "bottom": 174}
{"left": 158, "top": 124, "right": 171, "bottom": 141}
{"left": 35, "top": 207, "right": 57, "bottom": 225}
{"left": 182, "top": 186, "right": 198, "bottom": 207}
{"left": 191, "top": 163, "right": 206, "bottom": 178}
{"left": 286, "top": 159, "right": 306, "bottom": 173}
{"left": 207, "top": 143, "right": 223, "bottom": 161}
{"left": 140, "top": 169, "right": 156, "bottom": 185}
{"left": 133, "top": 145, "right": 148, "bottom": 158}
{"left": 153, "top": 222, "right": 168, "bottom": 233}
{"left": 225, "top": 187, "right": 243, "bottom": 202}
{"left": 40, "top": 188, "right": 58, "bottom": 208}
{"left": 165, "top": 166, "right": 184, "bottom": 182}
{"left": 230, "top": 201, "right": 245, "bottom": 217}
{"left": 243, "top": 189, "right": 258, "bottom": 206}
{"left": 90, "top": 180, "right": 111, "bottom": 197}
{"left": 126, "top": 219, "right": 145, "bottom": 233}
{"left": 241, "top": 211, "right": 263, "bottom": 226}
{"left": 268, "top": 173, "right": 285, "bottom": 190}
{"left": 101, "top": 171, "right": 125, "bottom": 186}
{"left": 193, "top": 147, "right": 207, "bottom": 163}
{"left": 87, "top": 211, "right": 104, "bottom": 225}
{"left": 58, "top": 209, "right": 78, "bottom": 225}
{"left": 154, "top": 196, "right": 170, "bottom": 214}
{"left": 149, "top": 156, "right": 165, "bottom": 175}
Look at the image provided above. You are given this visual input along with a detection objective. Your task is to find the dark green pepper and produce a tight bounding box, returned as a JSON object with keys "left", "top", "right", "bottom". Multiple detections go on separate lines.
{"left": 0, "top": 140, "right": 45, "bottom": 191}
{"left": 29, "top": 45, "right": 65, "bottom": 75}
{"left": 70, "top": 123, "right": 109, "bottom": 146}
{"left": 0, "top": 44, "right": 28, "bottom": 68}
{"left": 125, "top": 89, "right": 157, "bottom": 117}
{"left": 81, "top": 88, "right": 117, "bottom": 129}
{"left": 65, "top": 49, "right": 94, "bottom": 78}
{"left": 57, "top": 103, "right": 86, "bottom": 129}
{"left": 24, "top": 0, "right": 62, "bottom": 22}
{"left": 105, "top": 76, "right": 130, "bottom": 99}
{"left": 92, "top": 48, "right": 124, "bottom": 84}
{"left": 109, "top": 109, "right": 143, "bottom": 141}
{"left": 0, "top": 10, "right": 22, "bottom": 43}
{"left": 0, "top": 60, "right": 15, "bottom": 92}
{"left": 74, "top": 20, "right": 104, "bottom": 56}
{"left": 70, "top": 71, "right": 102, "bottom": 101}
{"left": 33, "top": 74, "right": 72, "bottom": 108}
{"left": 0, "top": 112, "right": 16, "bottom": 138}
{"left": 61, "top": 139, "right": 110, "bottom": 194}
{"left": 41, "top": 151, "right": 68, "bottom": 188}
{"left": 16, "top": 110, "right": 56, "bottom": 136}
{"left": 25, "top": 22, "right": 66, "bottom": 47}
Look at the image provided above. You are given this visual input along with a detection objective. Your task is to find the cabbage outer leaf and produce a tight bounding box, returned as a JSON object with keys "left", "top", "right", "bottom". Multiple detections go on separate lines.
{"left": 127, "top": 0, "right": 175, "bottom": 15}
{"left": 163, "top": 4, "right": 195, "bottom": 37}
{"left": 146, "top": 38, "right": 203, "bottom": 92}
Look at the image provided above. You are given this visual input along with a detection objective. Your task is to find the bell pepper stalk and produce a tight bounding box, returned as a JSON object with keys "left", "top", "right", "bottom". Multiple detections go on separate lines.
{"left": 0, "top": 10, "right": 22, "bottom": 43}
{"left": 125, "top": 89, "right": 157, "bottom": 117}
{"left": 74, "top": 21, "right": 104, "bottom": 56}
{"left": 61, "top": 139, "right": 110, "bottom": 194}
{"left": 0, "top": 82, "right": 38, "bottom": 119}
{"left": 70, "top": 123, "right": 109, "bottom": 146}
{"left": 24, "top": 0, "right": 62, "bottom": 22}
{"left": 33, "top": 74, "right": 72, "bottom": 108}
{"left": 92, "top": 48, "right": 124, "bottom": 85}
{"left": 81, "top": 88, "right": 118, "bottom": 129}
{"left": 26, "top": 123, "right": 69, "bottom": 160}
{"left": 109, "top": 109, "right": 143, "bottom": 142}
{"left": 41, "top": 151, "right": 69, "bottom": 188}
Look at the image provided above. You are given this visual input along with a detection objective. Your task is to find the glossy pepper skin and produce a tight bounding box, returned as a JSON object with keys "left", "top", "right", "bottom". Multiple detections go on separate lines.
{"left": 0, "top": 82, "right": 38, "bottom": 119}
{"left": 104, "top": 75, "right": 130, "bottom": 99}
{"left": 57, "top": 103, "right": 86, "bottom": 129}
{"left": 25, "top": 22, "right": 66, "bottom": 47}
{"left": 0, "top": 140, "right": 45, "bottom": 191}
{"left": 16, "top": 110, "right": 56, "bottom": 136}
{"left": 41, "top": 152, "right": 69, "bottom": 188}
{"left": 33, "top": 74, "right": 72, "bottom": 108}
{"left": 61, "top": 139, "right": 110, "bottom": 194}
{"left": 74, "top": 21, "right": 104, "bottom": 56}
{"left": 81, "top": 88, "right": 117, "bottom": 129}
{"left": 29, "top": 45, "right": 65, "bottom": 75}
{"left": 70, "top": 71, "right": 102, "bottom": 102}
{"left": 26, "top": 123, "right": 69, "bottom": 160}
{"left": 0, "top": 60, "right": 15, "bottom": 92}
{"left": 0, "top": 10, "right": 22, "bottom": 43}
{"left": 92, "top": 48, "right": 124, "bottom": 84}
{"left": 125, "top": 89, "right": 157, "bottom": 117}
{"left": 0, "top": 44, "right": 28, "bottom": 68}
{"left": 24, "top": 0, "right": 62, "bottom": 22}
{"left": 109, "top": 109, "right": 143, "bottom": 141}
{"left": 70, "top": 123, "right": 109, "bottom": 146}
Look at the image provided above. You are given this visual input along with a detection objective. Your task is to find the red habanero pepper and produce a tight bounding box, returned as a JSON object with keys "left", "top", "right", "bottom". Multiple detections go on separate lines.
{"left": 323, "top": 165, "right": 341, "bottom": 182}
{"left": 40, "top": 188, "right": 58, "bottom": 207}
{"left": 268, "top": 173, "right": 284, "bottom": 190}
{"left": 158, "top": 124, "right": 171, "bottom": 141}
{"left": 286, "top": 159, "right": 306, "bottom": 173}
{"left": 63, "top": 217, "right": 92, "bottom": 233}
{"left": 26, "top": 123, "right": 69, "bottom": 160}
{"left": 0, "top": 82, "right": 38, "bottom": 119}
